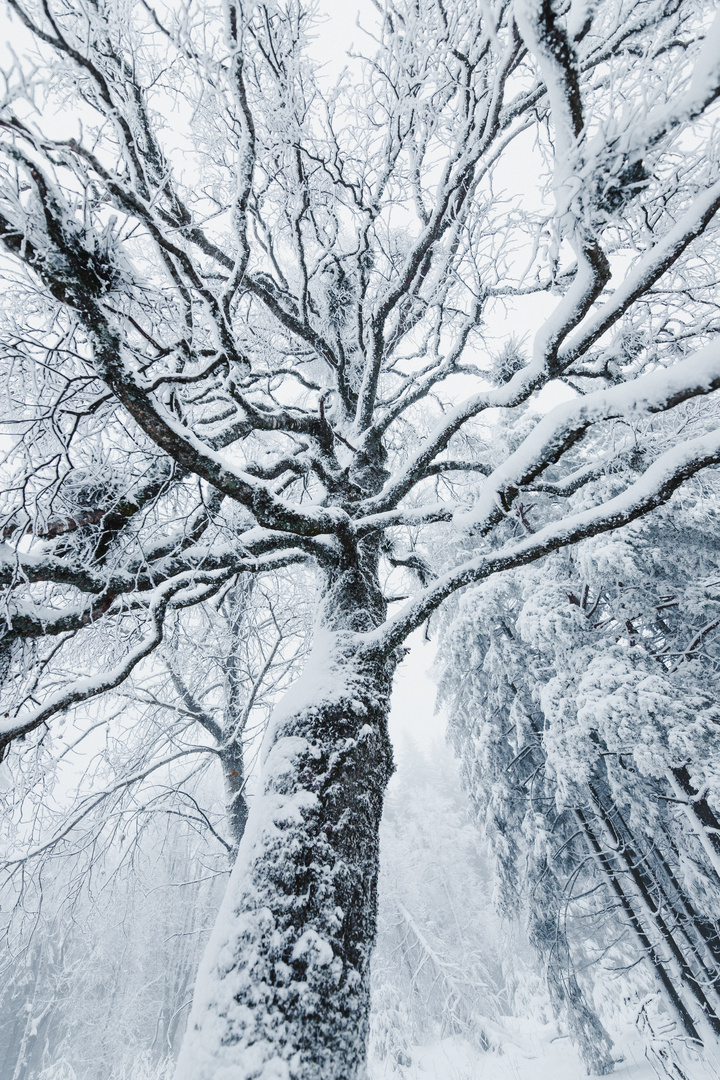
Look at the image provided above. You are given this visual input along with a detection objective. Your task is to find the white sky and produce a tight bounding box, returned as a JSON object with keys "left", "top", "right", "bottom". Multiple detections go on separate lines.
{"left": 388, "top": 628, "right": 444, "bottom": 755}
{"left": 310, "top": 1, "right": 375, "bottom": 71}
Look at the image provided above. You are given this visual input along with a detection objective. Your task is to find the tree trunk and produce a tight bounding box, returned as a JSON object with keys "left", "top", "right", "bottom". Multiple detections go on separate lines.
{"left": 588, "top": 774, "right": 720, "bottom": 1040}
{"left": 175, "top": 601, "right": 395, "bottom": 1080}
{"left": 527, "top": 856, "right": 616, "bottom": 1076}
{"left": 669, "top": 767, "right": 720, "bottom": 881}
{"left": 221, "top": 737, "right": 250, "bottom": 852}
{"left": 574, "top": 805, "right": 704, "bottom": 1044}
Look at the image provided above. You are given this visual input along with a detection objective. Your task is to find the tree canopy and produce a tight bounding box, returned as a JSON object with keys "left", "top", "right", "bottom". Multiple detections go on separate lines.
{"left": 2, "top": 0, "right": 720, "bottom": 1076}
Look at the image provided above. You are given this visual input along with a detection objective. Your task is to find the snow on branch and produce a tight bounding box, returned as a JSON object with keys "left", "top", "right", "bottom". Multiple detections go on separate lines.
{"left": 0, "top": 569, "right": 234, "bottom": 756}
{"left": 369, "top": 425, "right": 720, "bottom": 656}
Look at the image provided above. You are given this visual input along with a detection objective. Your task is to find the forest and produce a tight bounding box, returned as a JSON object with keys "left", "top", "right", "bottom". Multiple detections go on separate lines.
{"left": 1, "top": 0, "right": 720, "bottom": 1077}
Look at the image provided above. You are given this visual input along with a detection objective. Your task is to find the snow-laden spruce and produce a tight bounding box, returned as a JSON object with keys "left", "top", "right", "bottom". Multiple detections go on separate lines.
{"left": 436, "top": 480, "right": 720, "bottom": 1069}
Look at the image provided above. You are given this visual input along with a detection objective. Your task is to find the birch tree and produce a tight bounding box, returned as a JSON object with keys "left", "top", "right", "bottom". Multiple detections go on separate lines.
{"left": 2, "top": 1, "right": 720, "bottom": 1076}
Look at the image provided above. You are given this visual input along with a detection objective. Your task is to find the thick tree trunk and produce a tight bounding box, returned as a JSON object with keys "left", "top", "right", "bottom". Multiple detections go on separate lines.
{"left": 175, "top": 618, "right": 395, "bottom": 1080}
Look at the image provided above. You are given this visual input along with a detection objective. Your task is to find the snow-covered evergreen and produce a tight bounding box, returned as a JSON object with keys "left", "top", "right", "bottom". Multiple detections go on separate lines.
{"left": 437, "top": 476, "right": 720, "bottom": 1071}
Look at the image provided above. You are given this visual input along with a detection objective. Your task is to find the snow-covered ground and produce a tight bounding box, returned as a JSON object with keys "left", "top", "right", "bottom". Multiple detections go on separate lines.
{"left": 382, "top": 645, "right": 720, "bottom": 1080}
{"left": 372, "top": 1020, "right": 720, "bottom": 1080}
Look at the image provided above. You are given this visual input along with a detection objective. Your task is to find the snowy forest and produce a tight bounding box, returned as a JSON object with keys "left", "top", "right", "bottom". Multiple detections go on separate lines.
{"left": 2, "top": 0, "right": 720, "bottom": 1077}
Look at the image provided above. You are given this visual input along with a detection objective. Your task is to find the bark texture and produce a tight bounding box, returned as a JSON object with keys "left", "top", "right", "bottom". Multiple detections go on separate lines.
{"left": 176, "top": 629, "right": 394, "bottom": 1080}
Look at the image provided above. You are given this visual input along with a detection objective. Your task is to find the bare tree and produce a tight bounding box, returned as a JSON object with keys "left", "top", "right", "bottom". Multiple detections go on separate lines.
{"left": 2, "top": 0, "right": 720, "bottom": 1075}
{"left": 0, "top": 574, "right": 309, "bottom": 898}
{"left": 0, "top": 802, "right": 230, "bottom": 1080}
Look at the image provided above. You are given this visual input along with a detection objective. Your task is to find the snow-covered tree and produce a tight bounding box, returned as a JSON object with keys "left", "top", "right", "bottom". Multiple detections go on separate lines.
{"left": 436, "top": 477, "right": 720, "bottom": 1068}
{"left": 370, "top": 740, "right": 508, "bottom": 1069}
{"left": 0, "top": 571, "right": 311, "bottom": 1074}
{"left": 2, "top": 1, "right": 720, "bottom": 1075}
{"left": 0, "top": 806, "right": 228, "bottom": 1080}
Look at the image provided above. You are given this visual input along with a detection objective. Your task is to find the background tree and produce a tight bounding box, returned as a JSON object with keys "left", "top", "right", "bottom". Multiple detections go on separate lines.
{"left": 436, "top": 468, "right": 720, "bottom": 1068}
{"left": 370, "top": 740, "right": 509, "bottom": 1071}
{"left": 0, "top": 572, "right": 310, "bottom": 1075}
{"left": 0, "top": 806, "right": 228, "bottom": 1080}
{"left": 2, "top": 1, "right": 720, "bottom": 1076}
